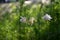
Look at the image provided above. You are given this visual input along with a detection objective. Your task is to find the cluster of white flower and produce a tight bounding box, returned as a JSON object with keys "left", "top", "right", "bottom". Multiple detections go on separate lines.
{"left": 23, "top": 0, "right": 51, "bottom": 6}
{"left": 20, "top": 16, "right": 35, "bottom": 24}
{"left": 20, "top": 14, "right": 52, "bottom": 25}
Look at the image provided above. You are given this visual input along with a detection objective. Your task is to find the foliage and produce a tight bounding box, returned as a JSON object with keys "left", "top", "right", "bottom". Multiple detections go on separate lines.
{"left": 0, "top": 0, "right": 60, "bottom": 40}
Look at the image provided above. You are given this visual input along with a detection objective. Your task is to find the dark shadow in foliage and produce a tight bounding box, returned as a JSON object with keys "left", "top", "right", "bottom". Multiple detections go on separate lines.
{"left": 0, "top": 0, "right": 18, "bottom": 3}
{"left": 47, "top": 1, "right": 60, "bottom": 40}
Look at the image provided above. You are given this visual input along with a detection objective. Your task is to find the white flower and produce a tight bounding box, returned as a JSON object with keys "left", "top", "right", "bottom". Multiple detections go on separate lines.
{"left": 29, "top": 17, "right": 35, "bottom": 25}
{"left": 41, "top": 0, "right": 51, "bottom": 5}
{"left": 42, "top": 14, "right": 52, "bottom": 20}
{"left": 20, "top": 16, "right": 27, "bottom": 23}
{"left": 24, "top": 1, "right": 32, "bottom": 6}
{"left": 29, "top": 0, "right": 41, "bottom": 3}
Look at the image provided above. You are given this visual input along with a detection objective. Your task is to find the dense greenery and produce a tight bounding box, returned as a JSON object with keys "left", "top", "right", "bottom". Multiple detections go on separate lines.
{"left": 0, "top": 0, "right": 60, "bottom": 40}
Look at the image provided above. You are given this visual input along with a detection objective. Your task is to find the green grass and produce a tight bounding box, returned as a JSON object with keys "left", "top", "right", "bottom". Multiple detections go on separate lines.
{"left": 0, "top": 0, "right": 60, "bottom": 40}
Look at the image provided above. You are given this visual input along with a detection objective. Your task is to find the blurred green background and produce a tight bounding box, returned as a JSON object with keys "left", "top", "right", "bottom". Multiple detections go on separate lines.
{"left": 0, "top": 0, "right": 60, "bottom": 40}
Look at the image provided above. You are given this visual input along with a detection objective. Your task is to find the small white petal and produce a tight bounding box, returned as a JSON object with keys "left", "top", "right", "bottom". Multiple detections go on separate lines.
{"left": 24, "top": 1, "right": 32, "bottom": 5}
{"left": 42, "top": 14, "right": 52, "bottom": 20}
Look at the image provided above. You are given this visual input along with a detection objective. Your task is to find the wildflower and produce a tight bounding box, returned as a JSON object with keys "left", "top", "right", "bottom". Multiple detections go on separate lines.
{"left": 24, "top": 1, "right": 32, "bottom": 6}
{"left": 30, "top": 0, "right": 41, "bottom": 3}
{"left": 20, "top": 16, "right": 27, "bottom": 23}
{"left": 29, "top": 17, "right": 35, "bottom": 25}
{"left": 42, "top": 14, "right": 52, "bottom": 20}
{"left": 41, "top": 0, "right": 51, "bottom": 5}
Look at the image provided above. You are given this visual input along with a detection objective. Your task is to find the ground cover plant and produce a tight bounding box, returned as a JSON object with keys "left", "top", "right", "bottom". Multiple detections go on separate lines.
{"left": 0, "top": 0, "right": 60, "bottom": 40}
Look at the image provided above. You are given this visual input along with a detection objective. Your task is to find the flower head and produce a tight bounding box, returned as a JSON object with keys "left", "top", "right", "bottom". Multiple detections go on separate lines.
{"left": 42, "top": 14, "right": 52, "bottom": 20}
{"left": 24, "top": 1, "right": 32, "bottom": 6}
{"left": 29, "top": 17, "right": 35, "bottom": 25}
{"left": 41, "top": 0, "right": 51, "bottom": 5}
{"left": 20, "top": 16, "right": 27, "bottom": 23}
